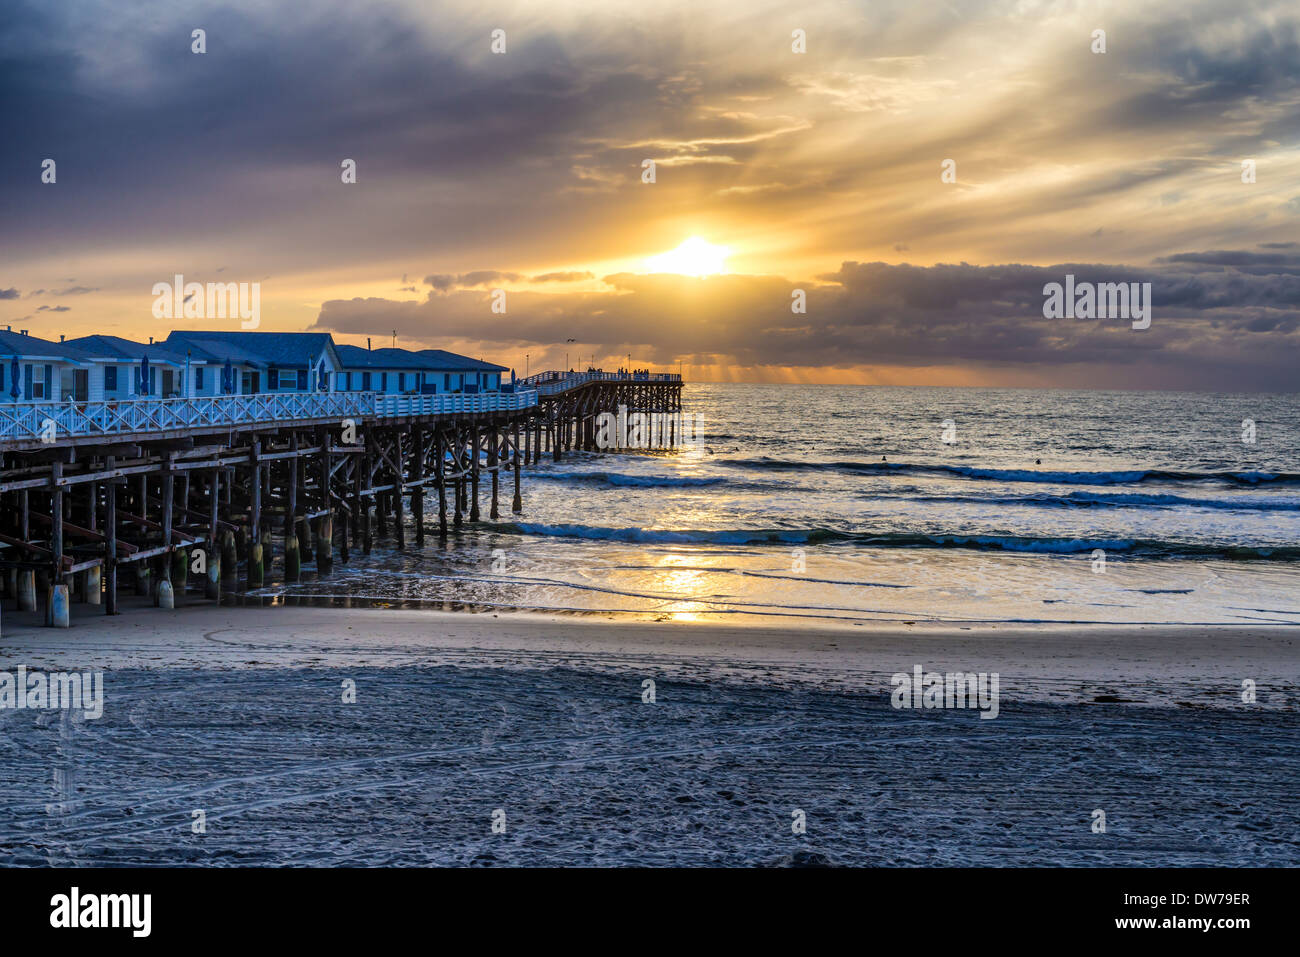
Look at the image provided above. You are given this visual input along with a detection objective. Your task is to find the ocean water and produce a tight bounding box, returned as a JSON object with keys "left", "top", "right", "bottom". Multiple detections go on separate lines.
{"left": 263, "top": 384, "right": 1300, "bottom": 626}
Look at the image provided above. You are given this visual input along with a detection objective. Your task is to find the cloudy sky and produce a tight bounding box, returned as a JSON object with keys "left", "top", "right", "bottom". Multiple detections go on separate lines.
{"left": 3, "top": 0, "right": 1298, "bottom": 388}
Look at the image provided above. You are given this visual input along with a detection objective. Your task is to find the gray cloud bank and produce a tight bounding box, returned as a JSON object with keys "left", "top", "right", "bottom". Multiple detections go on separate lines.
{"left": 314, "top": 247, "right": 1300, "bottom": 390}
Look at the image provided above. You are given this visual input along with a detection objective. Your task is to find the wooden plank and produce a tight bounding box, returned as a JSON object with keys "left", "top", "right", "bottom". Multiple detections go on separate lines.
{"left": 27, "top": 511, "right": 138, "bottom": 554}
{"left": 0, "top": 531, "right": 72, "bottom": 569}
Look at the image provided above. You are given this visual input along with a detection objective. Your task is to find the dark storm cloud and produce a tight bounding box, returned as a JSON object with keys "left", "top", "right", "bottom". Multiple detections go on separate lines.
{"left": 1162, "top": 21, "right": 1300, "bottom": 101}
{"left": 3, "top": 0, "right": 1294, "bottom": 263}
{"left": 1096, "top": 15, "right": 1300, "bottom": 140}
{"left": 0, "top": 0, "right": 689, "bottom": 252}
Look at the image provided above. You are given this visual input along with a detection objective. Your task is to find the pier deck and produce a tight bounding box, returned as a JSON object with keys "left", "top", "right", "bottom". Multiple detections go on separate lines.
{"left": 0, "top": 371, "right": 684, "bottom": 626}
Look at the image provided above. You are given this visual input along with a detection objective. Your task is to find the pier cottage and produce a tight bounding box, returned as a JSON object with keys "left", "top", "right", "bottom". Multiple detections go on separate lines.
{"left": 164, "top": 331, "right": 344, "bottom": 395}
{"left": 335, "top": 344, "right": 508, "bottom": 394}
{"left": 0, "top": 328, "right": 89, "bottom": 402}
{"left": 63, "top": 335, "right": 192, "bottom": 399}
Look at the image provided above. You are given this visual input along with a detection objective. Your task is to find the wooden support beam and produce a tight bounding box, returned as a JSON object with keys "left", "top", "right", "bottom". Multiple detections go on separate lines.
{"left": 106, "top": 456, "right": 118, "bottom": 614}
{"left": 469, "top": 427, "right": 480, "bottom": 522}
{"left": 207, "top": 468, "right": 220, "bottom": 601}
{"left": 0, "top": 531, "right": 71, "bottom": 568}
{"left": 436, "top": 430, "right": 448, "bottom": 538}
{"left": 51, "top": 460, "right": 64, "bottom": 585}
{"left": 513, "top": 420, "right": 523, "bottom": 513}
{"left": 249, "top": 439, "right": 263, "bottom": 587}
{"left": 393, "top": 430, "right": 405, "bottom": 550}
{"left": 361, "top": 442, "right": 373, "bottom": 555}
{"left": 161, "top": 452, "right": 175, "bottom": 560}
{"left": 317, "top": 428, "right": 333, "bottom": 574}
{"left": 489, "top": 428, "right": 500, "bottom": 520}
{"left": 412, "top": 426, "right": 425, "bottom": 546}
{"left": 27, "top": 511, "right": 138, "bottom": 555}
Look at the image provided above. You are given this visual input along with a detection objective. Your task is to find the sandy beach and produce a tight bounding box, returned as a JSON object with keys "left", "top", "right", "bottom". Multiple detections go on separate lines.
{"left": 1, "top": 602, "right": 1297, "bottom": 866}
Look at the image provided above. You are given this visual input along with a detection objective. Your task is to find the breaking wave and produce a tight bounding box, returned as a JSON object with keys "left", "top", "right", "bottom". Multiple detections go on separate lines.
{"left": 529, "top": 471, "right": 728, "bottom": 488}
{"left": 902, "top": 490, "right": 1300, "bottom": 511}
{"left": 720, "top": 457, "right": 1300, "bottom": 486}
{"left": 499, "top": 522, "right": 1300, "bottom": 560}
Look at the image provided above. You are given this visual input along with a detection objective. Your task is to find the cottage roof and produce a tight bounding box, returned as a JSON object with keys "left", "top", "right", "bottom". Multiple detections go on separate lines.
{"left": 335, "top": 344, "right": 508, "bottom": 373}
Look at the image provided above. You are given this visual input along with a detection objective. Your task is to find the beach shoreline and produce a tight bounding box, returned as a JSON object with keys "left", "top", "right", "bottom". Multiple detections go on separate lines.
{"left": 3, "top": 600, "right": 1296, "bottom": 710}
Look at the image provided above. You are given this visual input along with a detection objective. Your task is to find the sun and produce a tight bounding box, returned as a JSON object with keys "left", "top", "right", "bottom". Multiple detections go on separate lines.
{"left": 644, "top": 237, "right": 731, "bottom": 277}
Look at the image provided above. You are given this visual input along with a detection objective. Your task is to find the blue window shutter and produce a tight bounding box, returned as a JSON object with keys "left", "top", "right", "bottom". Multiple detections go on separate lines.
{"left": 45, "top": 364, "right": 52, "bottom": 397}
{"left": 298, "top": 369, "right": 307, "bottom": 390}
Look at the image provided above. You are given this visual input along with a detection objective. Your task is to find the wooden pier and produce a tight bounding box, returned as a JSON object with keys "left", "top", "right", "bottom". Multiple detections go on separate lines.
{"left": 518, "top": 371, "right": 684, "bottom": 459}
{"left": 0, "top": 372, "right": 683, "bottom": 625}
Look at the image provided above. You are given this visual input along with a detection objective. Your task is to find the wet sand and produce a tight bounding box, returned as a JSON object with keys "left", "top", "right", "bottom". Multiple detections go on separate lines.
{"left": 2, "top": 600, "right": 1297, "bottom": 709}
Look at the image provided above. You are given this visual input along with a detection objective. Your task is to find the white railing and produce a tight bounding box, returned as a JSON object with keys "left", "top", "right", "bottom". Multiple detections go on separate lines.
{"left": 0, "top": 389, "right": 538, "bottom": 444}
{"left": 520, "top": 371, "right": 682, "bottom": 395}
{"left": 374, "top": 390, "right": 537, "bottom": 417}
